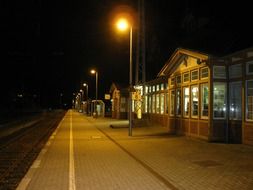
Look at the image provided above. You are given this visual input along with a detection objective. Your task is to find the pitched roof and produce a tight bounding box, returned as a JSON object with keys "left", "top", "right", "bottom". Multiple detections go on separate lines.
{"left": 157, "top": 47, "right": 210, "bottom": 77}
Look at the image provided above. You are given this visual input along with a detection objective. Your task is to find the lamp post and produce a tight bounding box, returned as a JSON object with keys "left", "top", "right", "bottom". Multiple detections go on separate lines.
{"left": 116, "top": 18, "right": 133, "bottom": 136}
{"left": 83, "top": 83, "right": 89, "bottom": 114}
{"left": 79, "top": 89, "right": 84, "bottom": 112}
{"left": 90, "top": 69, "right": 98, "bottom": 117}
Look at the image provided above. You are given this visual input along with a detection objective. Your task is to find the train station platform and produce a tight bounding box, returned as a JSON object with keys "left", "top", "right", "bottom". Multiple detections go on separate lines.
{"left": 17, "top": 110, "right": 253, "bottom": 190}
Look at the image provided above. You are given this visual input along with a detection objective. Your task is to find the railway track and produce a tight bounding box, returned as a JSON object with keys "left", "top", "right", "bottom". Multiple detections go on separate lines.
{"left": 0, "top": 110, "right": 66, "bottom": 190}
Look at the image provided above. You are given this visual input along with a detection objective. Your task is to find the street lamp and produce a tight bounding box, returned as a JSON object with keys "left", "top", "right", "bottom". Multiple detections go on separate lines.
{"left": 79, "top": 89, "right": 84, "bottom": 112}
{"left": 83, "top": 83, "right": 89, "bottom": 114}
{"left": 90, "top": 69, "right": 98, "bottom": 117}
{"left": 116, "top": 17, "right": 133, "bottom": 136}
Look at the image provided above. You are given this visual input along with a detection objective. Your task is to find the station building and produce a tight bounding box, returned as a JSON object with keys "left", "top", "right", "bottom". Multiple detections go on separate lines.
{"left": 109, "top": 47, "right": 253, "bottom": 145}
{"left": 139, "top": 47, "right": 253, "bottom": 146}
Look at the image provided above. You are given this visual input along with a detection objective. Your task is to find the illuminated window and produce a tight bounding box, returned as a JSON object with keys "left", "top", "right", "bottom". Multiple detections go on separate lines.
{"left": 246, "top": 80, "right": 253, "bottom": 120}
{"left": 176, "top": 89, "right": 181, "bottom": 116}
{"left": 152, "top": 94, "right": 156, "bottom": 113}
{"left": 156, "top": 94, "right": 160, "bottom": 114}
{"left": 170, "top": 90, "right": 175, "bottom": 116}
{"left": 145, "top": 86, "right": 149, "bottom": 94}
{"left": 183, "top": 87, "right": 189, "bottom": 117}
{"left": 201, "top": 67, "right": 209, "bottom": 79}
{"left": 166, "top": 92, "right": 169, "bottom": 114}
{"left": 213, "top": 83, "right": 226, "bottom": 119}
{"left": 161, "top": 93, "right": 165, "bottom": 114}
{"left": 230, "top": 82, "right": 241, "bottom": 120}
{"left": 191, "top": 70, "right": 199, "bottom": 81}
{"left": 152, "top": 86, "right": 156, "bottom": 92}
{"left": 156, "top": 84, "right": 160, "bottom": 91}
{"left": 144, "top": 95, "right": 148, "bottom": 113}
{"left": 201, "top": 83, "right": 209, "bottom": 119}
{"left": 183, "top": 72, "right": 190, "bottom": 83}
{"left": 148, "top": 96, "right": 152, "bottom": 113}
{"left": 161, "top": 83, "right": 164, "bottom": 90}
{"left": 191, "top": 85, "right": 199, "bottom": 118}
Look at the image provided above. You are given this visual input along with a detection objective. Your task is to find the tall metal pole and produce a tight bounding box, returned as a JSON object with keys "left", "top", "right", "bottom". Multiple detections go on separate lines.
{"left": 95, "top": 72, "right": 98, "bottom": 117}
{"left": 129, "top": 26, "right": 133, "bottom": 136}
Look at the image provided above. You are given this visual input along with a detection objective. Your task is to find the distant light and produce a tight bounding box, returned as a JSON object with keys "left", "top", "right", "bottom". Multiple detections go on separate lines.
{"left": 90, "top": 69, "right": 96, "bottom": 74}
{"left": 17, "top": 94, "right": 23, "bottom": 98}
{"left": 83, "top": 83, "right": 87, "bottom": 87}
{"left": 116, "top": 18, "right": 129, "bottom": 31}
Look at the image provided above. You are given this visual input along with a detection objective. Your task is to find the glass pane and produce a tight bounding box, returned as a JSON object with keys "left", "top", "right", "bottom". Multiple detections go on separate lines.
{"left": 229, "top": 64, "right": 242, "bottom": 79}
{"left": 152, "top": 94, "right": 156, "bottom": 113}
{"left": 176, "top": 89, "right": 181, "bottom": 116}
{"left": 248, "top": 62, "right": 253, "bottom": 74}
{"left": 170, "top": 78, "right": 175, "bottom": 86}
{"left": 183, "top": 87, "right": 189, "bottom": 117}
{"left": 152, "top": 86, "right": 156, "bottom": 92}
{"left": 230, "top": 82, "right": 242, "bottom": 120}
{"left": 161, "top": 83, "right": 164, "bottom": 90}
{"left": 213, "top": 66, "right": 226, "bottom": 79}
{"left": 247, "top": 80, "right": 253, "bottom": 120}
{"left": 201, "top": 83, "right": 209, "bottom": 118}
{"left": 170, "top": 90, "right": 175, "bottom": 116}
{"left": 166, "top": 92, "right": 169, "bottom": 114}
{"left": 161, "top": 93, "right": 164, "bottom": 114}
{"left": 156, "top": 84, "right": 160, "bottom": 91}
{"left": 213, "top": 83, "right": 226, "bottom": 119}
{"left": 191, "top": 86, "right": 199, "bottom": 117}
{"left": 144, "top": 96, "right": 148, "bottom": 113}
{"left": 201, "top": 67, "right": 209, "bottom": 79}
{"left": 176, "top": 75, "right": 181, "bottom": 85}
{"left": 183, "top": 72, "right": 189, "bottom": 83}
{"left": 156, "top": 94, "right": 160, "bottom": 114}
{"left": 148, "top": 96, "right": 152, "bottom": 113}
{"left": 191, "top": 70, "right": 199, "bottom": 81}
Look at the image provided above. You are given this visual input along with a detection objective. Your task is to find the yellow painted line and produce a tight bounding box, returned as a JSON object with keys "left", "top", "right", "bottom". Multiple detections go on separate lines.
{"left": 69, "top": 110, "right": 76, "bottom": 190}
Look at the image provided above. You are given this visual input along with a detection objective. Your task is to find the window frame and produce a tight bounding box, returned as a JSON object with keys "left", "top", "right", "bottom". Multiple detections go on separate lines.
{"left": 213, "top": 65, "right": 226, "bottom": 79}
{"left": 183, "top": 86, "right": 190, "bottom": 118}
{"left": 213, "top": 82, "right": 227, "bottom": 119}
{"left": 201, "top": 83, "right": 209, "bottom": 119}
{"left": 246, "top": 61, "right": 253, "bottom": 75}
{"left": 246, "top": 80, "right": 253, "bottom": 121}
{"left": 170, "top": 90, "right": 175, "bottom": 116}
{"left": 183, "top": 72, "right": 190, "bottom": 83}
{"left": 229, "top": 81, "right": 242, "bottom": 120}
{"left": 200, "top": 67, "right": 209, "bottom": 79}
{"left": 191, "top": 85, "right": 199, "bottom": 118}
{"left": 191, "top": 69, "right": 199, "bottom": 81}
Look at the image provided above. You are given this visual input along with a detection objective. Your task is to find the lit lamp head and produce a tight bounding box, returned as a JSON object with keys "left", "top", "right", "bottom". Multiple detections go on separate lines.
{"left": 90, "top": 69, "right": 96, "bottom": 74}
{"left": 116, "top": 18, "right": 129, "bottom": 31}
{"left": 83, "top": 83, "right": 87, "bottom": 87}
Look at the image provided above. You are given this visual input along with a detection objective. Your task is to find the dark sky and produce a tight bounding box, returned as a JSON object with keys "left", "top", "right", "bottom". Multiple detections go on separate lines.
{"left": 1, "top": 0, "right": 253, "bottom": 109}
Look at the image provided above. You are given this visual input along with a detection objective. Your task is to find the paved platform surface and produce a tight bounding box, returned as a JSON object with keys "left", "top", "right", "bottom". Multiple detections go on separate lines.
{"left": 17, "top": 110, "right": 253, "bottom": 190}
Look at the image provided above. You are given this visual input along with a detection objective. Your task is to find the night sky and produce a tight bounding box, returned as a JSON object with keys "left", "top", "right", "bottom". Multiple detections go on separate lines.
{"left": 1, "top": 0, "right": 253, "bottom": 110}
